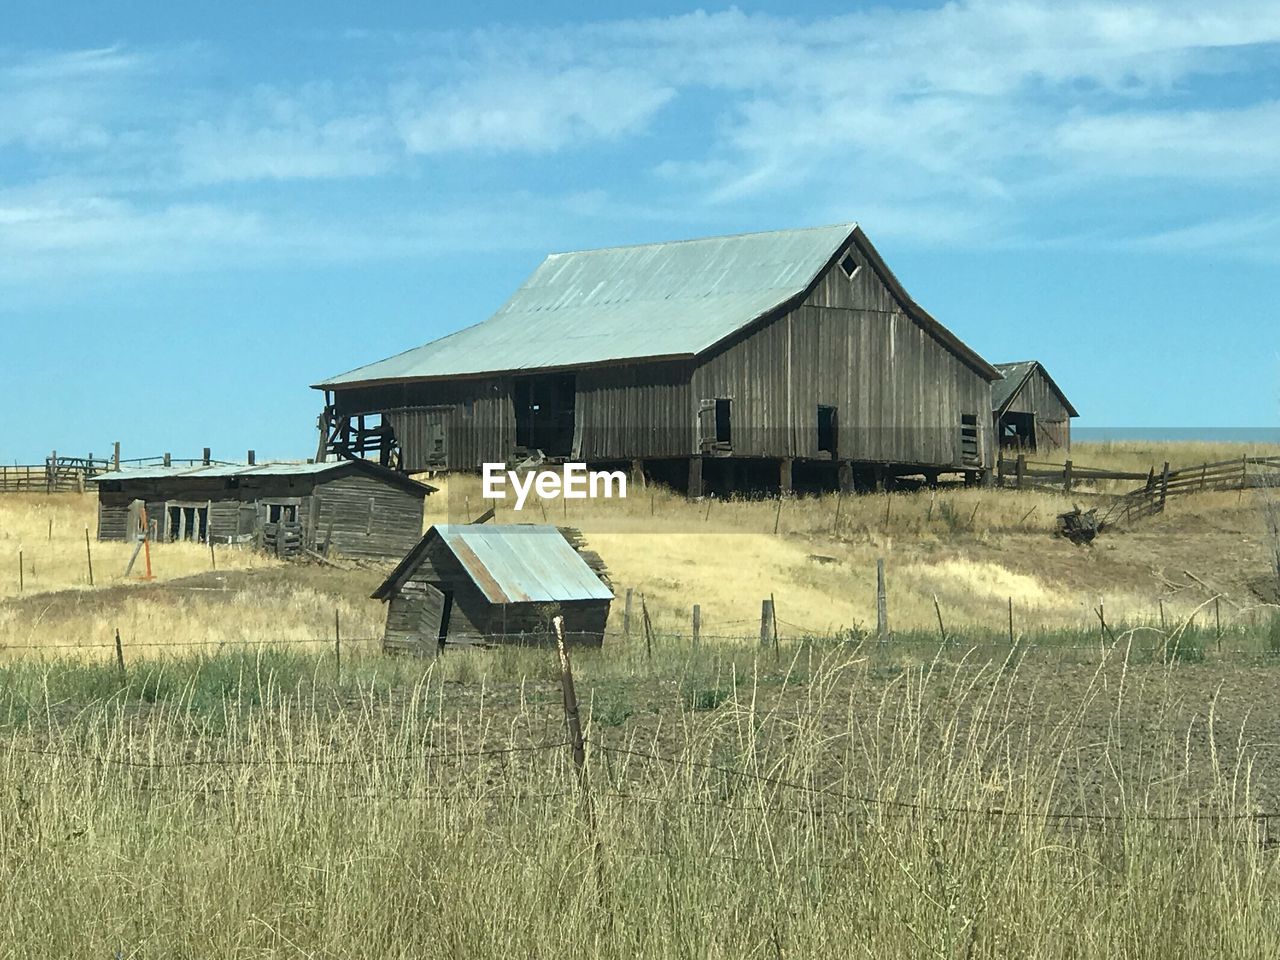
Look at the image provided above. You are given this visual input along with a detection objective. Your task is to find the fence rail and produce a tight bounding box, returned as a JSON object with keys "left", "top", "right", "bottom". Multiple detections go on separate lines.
{"left": 0, "top": 446, "right": 238, "bottom": 494}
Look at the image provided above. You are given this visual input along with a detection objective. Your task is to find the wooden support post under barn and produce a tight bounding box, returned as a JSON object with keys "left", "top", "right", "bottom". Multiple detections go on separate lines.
{"left": 374, "top": 524, "right": 613, "bottom": 652}
{"left": 779, "top": 458, "right": 793, "bottom": 495}
{"left": 89, "top": 459, "right": 433, "bottom": 562}
{"left": 688, "top": 456, "right": 703, "bottom": 499}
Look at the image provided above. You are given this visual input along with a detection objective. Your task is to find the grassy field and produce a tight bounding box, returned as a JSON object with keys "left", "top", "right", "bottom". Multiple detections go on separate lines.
{"left": 1, "top": 441, "right": 1278, "bottom": 956}
{"left": 5, "top": 637, "right": 1280, "bottom": 956}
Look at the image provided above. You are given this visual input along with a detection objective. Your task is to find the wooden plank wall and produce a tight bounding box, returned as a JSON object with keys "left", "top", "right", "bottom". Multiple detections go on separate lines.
{"left": 575, "top": 360, "right": 694, "bottom": 459}
{"left": 311, "top": 472, "right": 425, "bottom": 561}
{"left": 1001, "top": 369, "right": 1072, "bottom": 454}
{"left": 693, "top": 243, "right": 993, "bottom": 468}
{"left": 336, "top": 379, "right": 514, "bottom": 472}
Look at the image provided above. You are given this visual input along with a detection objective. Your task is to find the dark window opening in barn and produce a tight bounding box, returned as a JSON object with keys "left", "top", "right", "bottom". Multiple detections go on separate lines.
{"left": 817, "top": 405, "right": 838, "bottom": 457}
{"left": 839, "top": 251, "right": 860, "bottom": 280}
{"left": 715, "top": 398, "right": 732, "bottom": 446}
{"left": 960, "top": 413, "right": 980, "bottom": 466}
{"left": 267, "top": 503, "right": 298, "bottom": 524}
{"left": 1000, "top": 412, "right": 1036, "bottom": 450}
{"left": 167, "top": 505, "right": 208, "bottom": 543}
{"left": 514, "top": 374, "right": 576, "bottom": 456}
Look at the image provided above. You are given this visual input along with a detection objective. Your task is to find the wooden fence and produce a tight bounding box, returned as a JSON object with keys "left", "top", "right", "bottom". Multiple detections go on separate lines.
{"left": 0, "top": 446, "right": 235, "bottom": 495}
{"left": 998, "top": 453, "right": 1280, "bottom": 525}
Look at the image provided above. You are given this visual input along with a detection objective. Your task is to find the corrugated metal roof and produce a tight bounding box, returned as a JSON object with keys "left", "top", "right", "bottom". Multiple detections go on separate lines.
{"left": 433, "top": 524, "right": 613, "bottom": 604}
{"left": 991, "top": 361, "right": 1036, "bottom": 412}
{"left": 317, "top": 224, "right": 859, "bottom": 386}
{"left": 87, "top": 461, "right": 347, "bottom": 482}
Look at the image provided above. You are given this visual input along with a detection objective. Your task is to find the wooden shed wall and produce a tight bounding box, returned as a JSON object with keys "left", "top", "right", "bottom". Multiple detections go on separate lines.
{"left": 382, "top": 539, "right": 610, "bottom": 651}
{"left": 96, "top": 480, "right": 292, "bottom": 543}
{"left": 693, "top": 243, "right": 994, "bottom": 467}
{"left": 312, "top": 471, "right": 425, "bottom": 561}
{"left": 1002, "top": 371, "right": 1072, "bottom": 453}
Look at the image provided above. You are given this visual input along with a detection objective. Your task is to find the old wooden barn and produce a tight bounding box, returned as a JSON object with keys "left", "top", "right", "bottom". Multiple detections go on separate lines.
{"left": 373, "top": 524, "right": 613, "bottom": 652}
{"left": 991, "top": 361, "right": 1078, "bottom": 456}
{"left": 91, "top": 460, "right": 433, "bottom": 562}
{"left": 314, "top": 223, "right": 1003, "bottom": 494}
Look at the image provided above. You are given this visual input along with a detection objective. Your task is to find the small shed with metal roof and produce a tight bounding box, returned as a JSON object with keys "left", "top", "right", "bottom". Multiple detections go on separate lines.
{"left": 314, "top": 223, "right": 1002, "bottom": 494}
{"left": 991, "top": 361, "right": 1078, "bottom": 455}
{"left": 91, "top": 459, "right": 434, "bottom": 562}
{"left": 372, "top": 524, "right": 613, "bottom": 651}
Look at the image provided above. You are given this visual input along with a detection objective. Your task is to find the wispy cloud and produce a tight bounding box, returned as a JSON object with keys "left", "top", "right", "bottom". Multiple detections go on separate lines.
{"left": 3, "top": 1, "right": 1280, "bottom": 281}
{"left": 393, "top": 66, "right": 675, "bottom": 154}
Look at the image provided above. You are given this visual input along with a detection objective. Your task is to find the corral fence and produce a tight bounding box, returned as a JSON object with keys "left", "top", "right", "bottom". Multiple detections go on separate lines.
{"left": 997, "top": 453, "right": 1280, "bottom": 525}
{"left": 0, "top": 444, "right": 236, "bottom": 494}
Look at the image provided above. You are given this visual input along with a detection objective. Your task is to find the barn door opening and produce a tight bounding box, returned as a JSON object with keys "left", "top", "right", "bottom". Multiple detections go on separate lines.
{"left": 817, "top": 405, "right": 838, "bottom": 458}
{"left": 960, "top": 414, "right": 980, "bottom": 466}
{"left": 999, "top": 412, "right": 1036, "bottom": 451}
{"left": 514, "top": 374, "right": 576, "bottom": 457}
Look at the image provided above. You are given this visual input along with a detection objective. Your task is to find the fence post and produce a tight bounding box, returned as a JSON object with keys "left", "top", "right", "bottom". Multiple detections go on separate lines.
{"left": 1015, "top": 454, "right": 1026, "bottom": 490}
{"left": 113, "top": 442, "right": 121, "bottom": 471}
{"left": 760, "top": 598, "right": 775, "bottom": 648}
{"left": 84, "top": 527, "right": 94, "bottom": 586}
{"left": 623, "top": 588, "right": 633, "bottom": 637}
{"left": 692, "top": 604, "right": 701, "bottom": 649}
{"left": 1158, "top": 461, "right": 1170, "bottom": 512}
{"left": 202, "top": 447, "right": 211, "bottom": 466}
{"left": 876, "top": 558, "right": 889, "bottom": 641}
{"left": 114, "top": 628, "right": 126, "bottom": 677}
{"left": 163, "top": 452, "right": 171, "bottom": 467}
{"left": 552, "top": 615, "right": 606, "bottom": 905}
{"left": 933, "top": 594, "right": 947, "bottom": 645}
{"left": 1063, "top": 460, "right": 1074, "bottom": 493}
{"left": 335, "top": 608, "right": 342, "bottom": 684}
{"left": 18, "top": 550, "right": 23, "bottom": 593}
{"left": 1007, "top": 597, "right": 1014, "bottom": 646}
{"left": 641, "top": 594, "right": 653, "bottom": 660}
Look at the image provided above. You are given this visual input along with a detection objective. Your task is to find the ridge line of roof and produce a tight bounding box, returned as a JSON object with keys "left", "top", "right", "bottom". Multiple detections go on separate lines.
{"left": 541, "top": 221, "right": 859, "bottom": 259}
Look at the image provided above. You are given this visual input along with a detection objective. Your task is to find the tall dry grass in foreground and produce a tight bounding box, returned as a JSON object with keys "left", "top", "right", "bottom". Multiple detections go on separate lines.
{"left": 1, "top": 643, "right": 1278, "bottom": 957}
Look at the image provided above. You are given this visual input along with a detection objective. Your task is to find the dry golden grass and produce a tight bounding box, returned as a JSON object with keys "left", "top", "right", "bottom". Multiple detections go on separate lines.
{"left": 0, "top": 493, "right": 278, "bottom": 600}
{"left": 0, "top": 438, "right": 1273, "bottom": 661}
{"left": 425, "top": 470, "right": 1276, "bottom": 637}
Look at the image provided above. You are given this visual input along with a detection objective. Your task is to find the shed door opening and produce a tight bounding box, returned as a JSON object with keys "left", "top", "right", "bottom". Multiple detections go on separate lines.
{"left": 999, "top": 412, "right": 1036, "bottom": 451}
{"left": 167, "top": 505, "right": 208, "bottom": 543}
{"left": 418, "top": 583, "right": 451, "bottom": 648}
{"left": 817, "top": 405, "right": 838, "bottom": 457}
{"left": 514, "top": 374, "right": 576, "bottom": 457}
{"left": 266, "top": 503, "right": 299, "bottom": 523}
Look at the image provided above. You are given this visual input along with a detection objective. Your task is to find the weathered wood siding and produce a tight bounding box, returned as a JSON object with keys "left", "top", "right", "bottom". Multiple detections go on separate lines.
{"left": 1002, "top": 370, "right": 1072, "bottom": 454}
{"left": 382, "top": 539, "right": 609, "bottom": 652}
{"left": 336, "top": 380, "right": 514, "bottom": 472}
{"left": 575, "top": 361, "right": 693, "bottom": 459}
{"left": 312, "top": 472, "right": 425, "bottom": 561}
{"left": 693, "top": 242, "right": 993, "bottom": 467}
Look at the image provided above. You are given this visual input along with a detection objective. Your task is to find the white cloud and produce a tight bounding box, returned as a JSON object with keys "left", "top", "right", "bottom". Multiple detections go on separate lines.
{"left": 393, "top": 67, "right": 675, "bottom": 154}
{"left": 176, "top": 89, "right": 395, "bottom": 183}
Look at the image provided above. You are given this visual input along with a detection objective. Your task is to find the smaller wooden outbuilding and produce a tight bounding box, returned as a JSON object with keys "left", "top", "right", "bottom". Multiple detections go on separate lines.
{"left": 373, "top": 524, "right": 613, "bottom": 652}
{"left": 991, "top": 361, "right": 1078, "bottom": 456}
{"left": 91, "top": 459, "right": 433, "bottom": 562}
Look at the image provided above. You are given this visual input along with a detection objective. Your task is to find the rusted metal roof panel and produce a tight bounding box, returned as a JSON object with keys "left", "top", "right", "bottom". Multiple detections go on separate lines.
{"left": 317, "top": 224, "right": 859, "bottom": 386}
{"left": 434, "top": 524, "right": 613, "bottom": 604}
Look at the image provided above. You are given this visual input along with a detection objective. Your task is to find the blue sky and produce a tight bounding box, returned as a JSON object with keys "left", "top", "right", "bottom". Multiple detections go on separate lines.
{"left": 2, "top": 0, "right": 1278, "bottom": 462}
